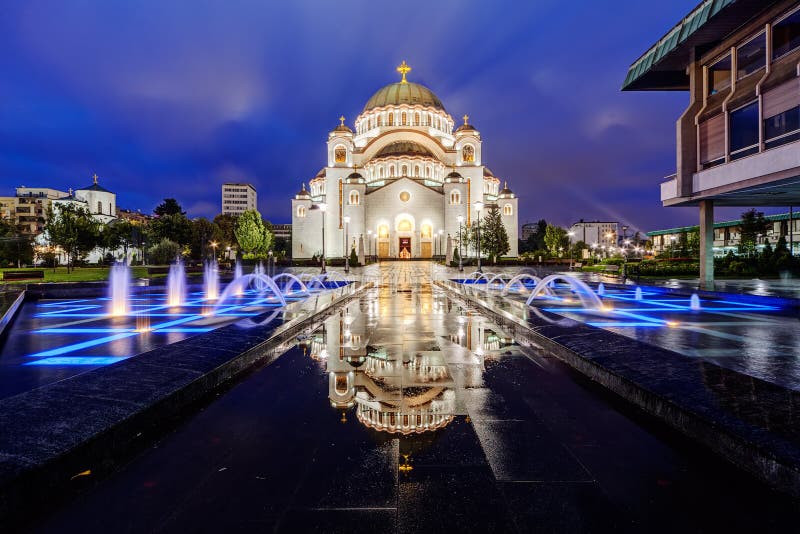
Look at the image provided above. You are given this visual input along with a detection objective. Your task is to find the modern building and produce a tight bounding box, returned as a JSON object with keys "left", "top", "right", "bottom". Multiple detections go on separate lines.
{"left": 291, "top": 61, "right": 519, "bottom": 259}
{"left": 221, "top": 183, "right": 257, "bottom": 215}
{"left": 271, "top": 223, "right": 291, "bottom": 241}
{"left": 648, "top": 210, "right": 800, "bottom": 254}
{"left": 4, "top": 187, "right": 68, "bottom": 236}
{"left": 623, "top": 0, "right": 800, "bottom": 288}
{"left": 520, "top": 222, "right": 539, "bottom": 242}
{"left": 568, "top": 220, "right": 619, "bottom": 246}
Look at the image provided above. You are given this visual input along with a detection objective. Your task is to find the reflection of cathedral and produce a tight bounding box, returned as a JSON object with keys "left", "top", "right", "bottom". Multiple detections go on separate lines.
{"left": 292, "top": 61, "right": 519, "bottom": 259}
{"left": 302, "top": 295, "right": 514, "bottom": 435}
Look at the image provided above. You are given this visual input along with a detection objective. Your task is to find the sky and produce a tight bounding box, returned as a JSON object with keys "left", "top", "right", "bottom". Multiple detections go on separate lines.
{"left": 0, "top": 0, "right": 777, "bottom": 233}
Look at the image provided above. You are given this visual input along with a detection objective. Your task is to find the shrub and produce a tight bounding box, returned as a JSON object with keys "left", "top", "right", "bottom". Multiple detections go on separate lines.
{"left": 148, "top": 239, "right": 181, "bottom": 265}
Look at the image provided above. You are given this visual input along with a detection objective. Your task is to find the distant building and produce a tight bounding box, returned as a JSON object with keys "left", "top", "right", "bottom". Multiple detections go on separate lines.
{"left": 52, "top": 175, "right": 117, "bottom": 225}
{"left": 117, "top": 208, "right": 151, "bottom": 224}
{"left": 221, "top": 183, "right": 257, "bottom": 215}
{"left": 648, "top": 211, "right": 800, "bottom": 255}
{"left": 623, "top": 0, "right": 800, "bottom": 287}
{"left": 271, "top": 223, "right": 291, "bottom": 241}
{"left": 6, "top": 187, "right": 68, "bottom": 236}
{"left": 520, "top": 222, "right": 539, "bottom": 241}
{"left": 568, "top": 220, "right": 619, "bottom": 246}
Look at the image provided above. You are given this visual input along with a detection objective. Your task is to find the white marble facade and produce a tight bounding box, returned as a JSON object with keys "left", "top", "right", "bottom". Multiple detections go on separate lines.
{"left": 292, "top": 62, "right": 518, "bottom": 259}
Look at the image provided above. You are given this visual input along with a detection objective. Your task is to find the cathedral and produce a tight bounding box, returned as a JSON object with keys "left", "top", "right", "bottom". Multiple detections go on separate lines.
{"left": 291, "top": 61, "right": 518, "bottom": 260}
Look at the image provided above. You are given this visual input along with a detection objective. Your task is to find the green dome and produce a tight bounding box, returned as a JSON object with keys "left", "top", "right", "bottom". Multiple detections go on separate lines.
{"left": 363, "top": 82, "right": 445, "bottom": 112}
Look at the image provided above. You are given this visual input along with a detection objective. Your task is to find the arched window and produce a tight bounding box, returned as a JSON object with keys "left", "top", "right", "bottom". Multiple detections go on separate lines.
{"left": 397, "top": 219, "right": 412, "bottom": 232}
{"left": 462, "top": 144, "right": 475, "bottom": 163}
{"left": 334, "top": 145, "right": 347, "bottom": 163}
{"left": 390, "top": 165, "right": 396, "bottom": 177}
{"left": 414, "top": 112, "right": 420, "bottom": 125}
{"left": 388, "top": 112, "right": 394, "bottom": 126}
{"left": 378, "top": 225, "right": 389, "bottom": 238}
{"left": 349, "top": 191, "right": 360, "bottom": 205}
{"left": 97, "top": 201, "right": 102, "bottom": 214}
{"left": 421, "top": 224, "right": 432, "bottom": 238}
{"left": 377, "top": 115, "right": 383, "bottom": 127}
{"left": 425, "top": 166, "right": 431, "bottom": 177}
{"left": 297, "top": 205, "right": 307, "bottom": 218}
{"left": 401, "top": 112, "right": 407, "bottom": 125}
{"left": 401, "top": 164, "right": 408, "bottom": 176}
{"left": 450, "top": 190, "right": 461, "bottom": 205}
{"left": 414, "top": 165, "right": 420, "bottom": 177}
{"left": 503, "top": 204, "right": 513, "bottom": 216}
{"left": 379, "top": 167, "right": 384, "bottom": 178}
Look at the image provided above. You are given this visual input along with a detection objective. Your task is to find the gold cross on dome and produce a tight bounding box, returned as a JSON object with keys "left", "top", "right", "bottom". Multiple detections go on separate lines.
{"left": 339, "top": 115, "right": 346, "bottom": 126}
{"left": 397, "top": 60, "right": 411, "bottom": 83}
{"left": 92, "top": 173, "right": 98, "bottom": 184}
{"left": 462, "top": 114, "right": 469, "bottom": 125}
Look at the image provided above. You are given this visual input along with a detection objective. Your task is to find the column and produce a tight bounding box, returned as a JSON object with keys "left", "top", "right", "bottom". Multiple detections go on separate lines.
{"left": 699, "top": 200, "right": 714, "bottom": 290}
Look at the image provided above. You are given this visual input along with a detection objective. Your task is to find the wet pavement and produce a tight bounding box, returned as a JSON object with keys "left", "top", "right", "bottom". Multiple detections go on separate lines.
{"left": 34, "top": 263, "right": 799, "bottom": 532}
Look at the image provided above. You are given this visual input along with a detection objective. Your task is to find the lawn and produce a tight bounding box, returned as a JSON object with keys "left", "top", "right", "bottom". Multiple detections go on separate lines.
{"left": 0, "top": 266, "right": 150, "bottom": 284}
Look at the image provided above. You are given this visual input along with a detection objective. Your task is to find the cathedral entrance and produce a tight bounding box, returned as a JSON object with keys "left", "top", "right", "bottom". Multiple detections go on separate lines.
{"left": 399, "top": 237, "right": 411, "bottom": 259}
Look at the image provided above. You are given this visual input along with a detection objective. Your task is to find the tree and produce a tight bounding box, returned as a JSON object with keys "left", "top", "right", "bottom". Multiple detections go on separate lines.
{"left": 148, "top": 238, "right": 181, "bottom": 265}
{"left": 44, "top": 204, "right": 100, "bottom": 272}
{"left": 739, "top": 208, "right": 769, "bottom": 256}
{"left": 190, "top": 217, "right": 221, "bottom": 260}
{"left": 148, "top": 212, "right": 193, "bottom": 247}
{"left": 544, "top": 224, "right": 569, "bottom": 256}
{"left": 686, "top": 230, "right": 700, "bottom": 257}
{"left": 234, "top": 209, "right": 266, "bottom": 257}
{"left": 257, "top": 220, "right": 275, "bottom": 257}
{"left": 481, "top": 206, "right": 509, "bottom": 263}
{"left": 0, "top": 218, "right": 33, "bottom": 268}
{"left": 213, "top": 213, "right": 239, "bottom": 251}
{"left": 520, "top": 218, "right": 548, "bottom": 253}
{"left": 153, "top": 198, "right": 185, "bottom": 217}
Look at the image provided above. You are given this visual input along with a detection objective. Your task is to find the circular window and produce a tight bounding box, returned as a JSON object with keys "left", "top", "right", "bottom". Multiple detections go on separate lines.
{"left": 399, "top": 191, "right": 410, "bottom": 202}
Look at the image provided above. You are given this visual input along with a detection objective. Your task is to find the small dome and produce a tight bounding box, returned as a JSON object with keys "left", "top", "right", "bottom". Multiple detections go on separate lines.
{"left": 498, "top": 181, "right": 514, "bottom": 197}
{"left": 445, "top": 170, "right": 463, "bottom": 183}
{"left": 363, "top": 82, "right": 445, "bottom": 112}
{"left": 296, "top": 183, "right": 311, "bottom": 198}
{"left": 346, "top": 171, "right": 365, "bottom": 184}
{"left": 333, "top": 116, "right": 352, "bottom": 134}
{"left": 455, "top": 122, "right": 476, "bottom": 133}
{"left": 375, "top": 141, "right": 433, "bottom": 159}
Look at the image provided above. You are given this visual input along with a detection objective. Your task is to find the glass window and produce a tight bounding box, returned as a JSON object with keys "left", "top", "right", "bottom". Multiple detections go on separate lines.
{"left": 737, "top": 33, "right": 766, "bottom": 78}
{"left": 334, "top": 146, "right": 347, "bottom": 163}
{"left": 773, "top": 8, "right": 800, "bottom": 59}
{"left": 708, "top": 55, "right": 731, "bottom": 95}
{"left": 764, "top": 106, "right": 800, "bottom": 149}
{"left": 729, "top": 101, "right": 759, "bottom": 159}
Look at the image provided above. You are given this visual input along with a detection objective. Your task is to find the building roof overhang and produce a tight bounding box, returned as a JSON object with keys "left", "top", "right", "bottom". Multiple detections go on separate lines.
{"left": 622, "top": 0, "right": 780, "bottom": 91}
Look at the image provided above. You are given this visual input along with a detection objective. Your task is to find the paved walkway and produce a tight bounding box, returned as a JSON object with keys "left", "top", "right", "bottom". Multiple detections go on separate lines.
{"left": 36, "top": 262, "right": 797, "bottom": 532}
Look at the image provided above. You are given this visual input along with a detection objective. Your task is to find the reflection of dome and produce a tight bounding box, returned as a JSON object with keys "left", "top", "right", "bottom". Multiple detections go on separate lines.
{"left": 376, "top": 141, "right": 433, "bottom": 159}
{"left": 363, "top": 82, "right": 445, "bottom": 112}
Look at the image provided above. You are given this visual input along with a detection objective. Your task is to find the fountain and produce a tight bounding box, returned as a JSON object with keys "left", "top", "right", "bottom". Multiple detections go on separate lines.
{"left": 204, "top": 260, "right": 219, "bottom": 301}
{"left": 634, "top": 287, "right": 643, "bottom": 301}
{"left": 597, "top": 283, "right": 606, "bottom": 297}
{"left": 108, "top": 262, "right": 130, "bottom": 316}
{"left": 234, "top": 262, "right": 244, "bottom": 296}
{"left": 525, "top": 274, "right": 604, "bottom": 310}
{"left": 167, "top": 259, "right": 186, "bottom": 307}
{"left": 690, "top": 293, "right": 701, "bottom": 310}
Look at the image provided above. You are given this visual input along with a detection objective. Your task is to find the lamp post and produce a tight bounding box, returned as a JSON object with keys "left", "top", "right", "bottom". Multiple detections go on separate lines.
{"left": 457, "top": 215, "right": 464, "bottom": 272}
{"left": 567, "top": 231, "right": 575, "bottom": 269}
{"left": 343, "top": 215, "right": 350, "bottom": 273}
{"left": 474, "top": 201, "right": 483, "bottom": 272}
{"left": 438, "top": 229, "right": 443, "bottom": 260}
{"left": 310, "top": 202, "right": 328, "bottom": 273}
{"left": 367, "top": 230, "right": 372, "bottom": 263}
{"left": 209, "top": 241, "right": 218, "bottom": 262}
{"left": 268, "top": 249, "right": 273, "bottom": 277}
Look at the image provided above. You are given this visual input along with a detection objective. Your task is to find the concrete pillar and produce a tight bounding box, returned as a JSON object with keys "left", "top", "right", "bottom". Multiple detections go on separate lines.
{"left": 699, "top": 200, "right": 714, "bottom": 290}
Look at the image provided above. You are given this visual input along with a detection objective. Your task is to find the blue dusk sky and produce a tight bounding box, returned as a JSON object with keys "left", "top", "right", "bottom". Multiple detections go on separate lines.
{"left": 0, "top": 0, "right": 773, "bottom": 232}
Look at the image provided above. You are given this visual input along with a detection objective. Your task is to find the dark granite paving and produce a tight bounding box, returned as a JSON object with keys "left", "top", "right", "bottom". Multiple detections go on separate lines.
{"left": 34, "top": 269, "right": 799, "bottom": 533}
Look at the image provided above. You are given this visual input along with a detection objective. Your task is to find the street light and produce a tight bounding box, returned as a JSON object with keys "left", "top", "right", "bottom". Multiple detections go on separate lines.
{"left": 457, "top": 214, "right": 464, "bottom": 272}
{"left": 209, "top": 241, "right": 218, "bottom": 261}
{"left": 567, "top": 231, "right": 575, "bottom": 269}
{"left": 310, "top": 202, "right": 327, "bottom": 273}
{"left": 474, "top": 201, "right": 484, "bottom": 272}
{"left": 343, "top": 215, "right": 351, "bottom": 273}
